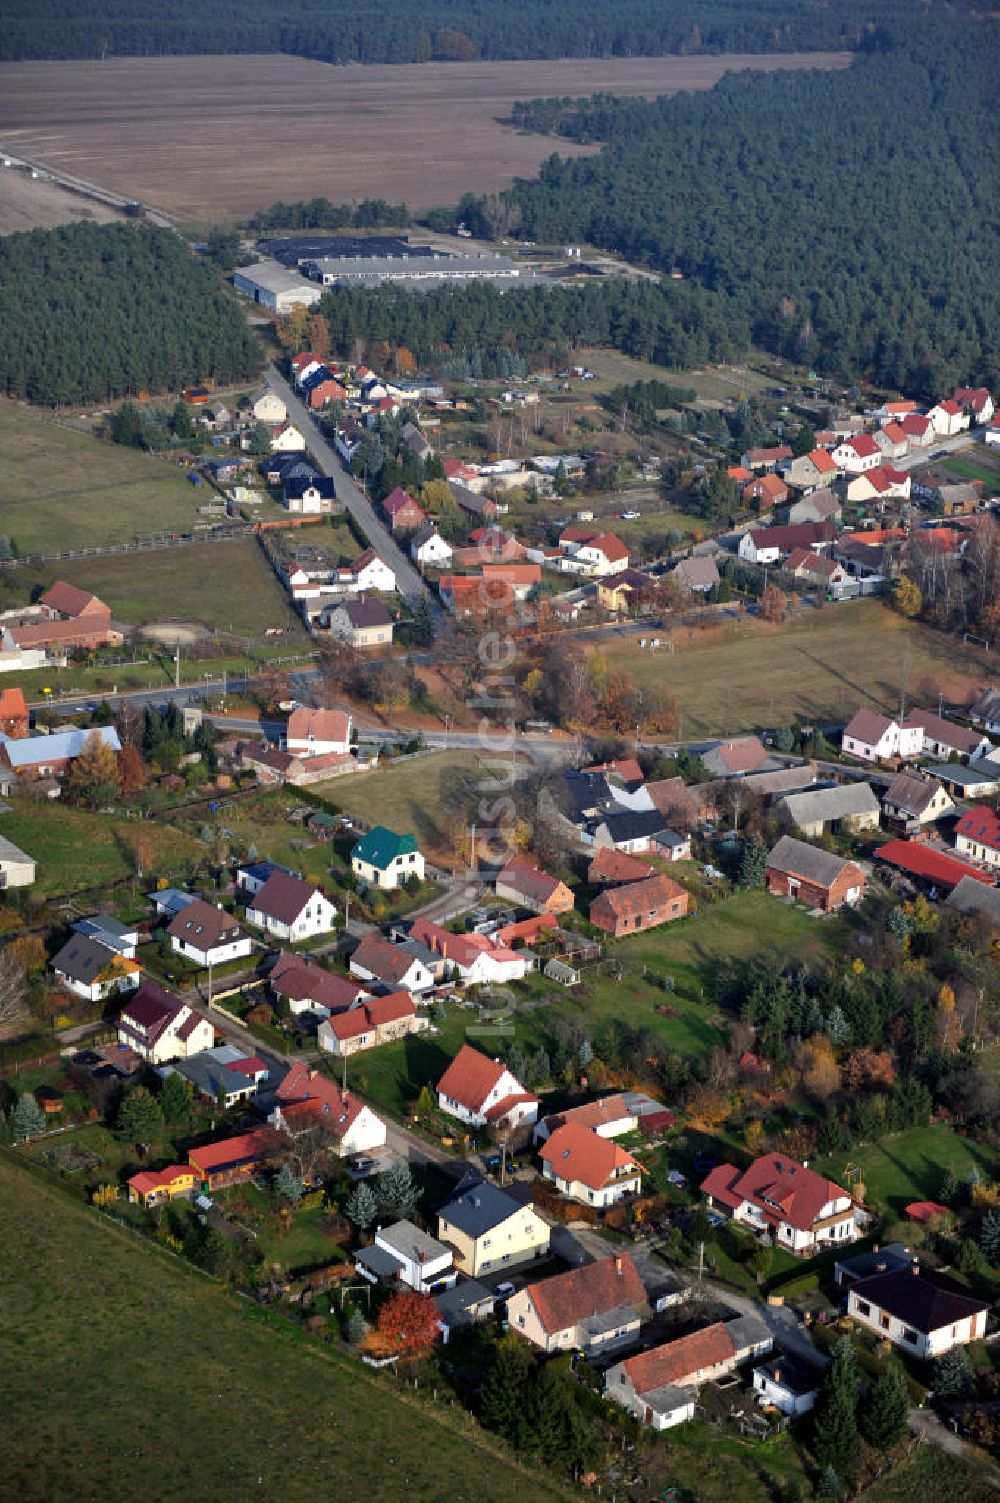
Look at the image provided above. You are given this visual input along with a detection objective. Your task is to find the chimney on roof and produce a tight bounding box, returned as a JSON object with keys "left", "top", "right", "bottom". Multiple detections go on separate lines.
{"left": 615, "top": 1255, "right": 623, "bottom": 1276}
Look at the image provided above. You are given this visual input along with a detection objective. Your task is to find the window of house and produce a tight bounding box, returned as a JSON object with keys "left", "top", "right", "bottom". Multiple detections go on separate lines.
{"left": 856, "top": 1301, "right": 871, "bottom": 1318}
{"left": 904, "top": 1328, "right": 918, "bottom": 1345}
{"left": 880, "top": 1314, "right": 891, "bottom": 1331}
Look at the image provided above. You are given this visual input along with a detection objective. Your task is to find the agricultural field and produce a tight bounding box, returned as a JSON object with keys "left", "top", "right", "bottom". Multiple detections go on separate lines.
{"left": 811, "top": 1124, "right": 996, "bottom": 1223}
{"left": 0, "top": 399, "right": 210, "bottom": 555}
{"left": 13, "top": 537, "right": 305, "bottom": 637}
{"left": 0, "top": 1155, "right": 573, "bottom": 1503}
{"left": 0, "top": 801, "right": 206, "bottom": 898}
{"left": 598, "top": 598, "right": 994, "bottom": 738}
{"left": 0, "top": 52, "right": 847, "bottom": 222}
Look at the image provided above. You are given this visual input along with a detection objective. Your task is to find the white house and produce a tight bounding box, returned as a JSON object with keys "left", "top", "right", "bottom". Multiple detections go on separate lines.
{"left": 539, "top": 1122, "right": 642, "bottom": 1207}
{"left": 286, "top": 706, "right": 352, "bottom": 757}
{"left": 841, "top": 709, "right": 923, "bottom": 764}
{"left": 348, "top": 932, "right": 436, "bottom": 994}
{"left": 752, "top": 1355, "right": 823, "bottom": 1416}
{"left": 702, "top": 1153, "right": 860, "bottom": 1256}
{"left": 831, "top": 433, "right": 882, "bottom": 473}
{"left": 351, "top": 826, "right": 424, "bottom": 890}
{"left": 927, "top": 399, "right": 971, "bottom": 438}
{"left": 344, "top": 548, "right": 396, "bottom": 594}
{"left": 954, "top": 805, "right": 1000, "bottom": 869}
{"left": 534, "top": 1093, "right": 638, "bottom": 1145}
{"left": 253, "top": 390, "right": 287, "bottom": 425}
{"left": 408, "top": 917, "right": 529, "bottom": 986}
{"left": 52, "top": 933, "right": 141, "bottom": 1003}
{"left": 506, "top": 1253, "right": 649, "bottom": 1357}
{"left": 356, "top": 1220, "right": 457, "bottom": 1295}
{"left": 269, "top": 421, "right": 307, "bottom": 453}
{"left": 954, "top": 387, "right": 995, "bottom": 426}
{"left": 268, "top": 1063, "right": 387, "bottom": 1156}
{"left": 246, "top": 872, "right": 338, "bottom": 943}
{"left": 574, "top": 533, "right": 629, "bottom": 576}
{"left": 411, "top": 524, "right": 453, "bottom": 568}
{"left": 166, "top": 899, "right": 253, "bottom": 968}
{"left": 436, "top": 1044, "right": 538, "bottom": 1129}
{"left": 0, "top": 833, "right": 35, "bottom": 888}
{"left": 846, "top": 1266, "right": 988, "bottom": 1358}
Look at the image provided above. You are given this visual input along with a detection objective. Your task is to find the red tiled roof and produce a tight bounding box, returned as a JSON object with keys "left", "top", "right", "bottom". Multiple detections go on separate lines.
{"left": 956, "top": 804, "right": 1000, "bottom": 851}
{"left": 900, "top": 414, "right": 931, "bottom": 436}
{"left": 591, "top": 873, "right": 686, "bottom": 923}
{"left": 188, "top": 1129, "right": 276, "bottom": 1175}
{"left": 351, "top": 931, "right": 422, "bottom": 986}
{"left": 528, "top": 1253, "right": 646, "bottom": 1336}
{"left": 128, "top": 1164, "right": 193, "bottom": 1196}
{"left": 383, "top": 486, "right": 423, "bottom": 517}
{"left": 905, "top": 1200, "right": 951, "bottom": 1222}
{"left": 881, "top": 422, "right": 908, "bottom": 443}
{"left": 0, "top": 687, "right": 28, "bottom": 720}
{"left": 875, "top": 839, "right": 993, "bottom": 890}
{"left": 954, "top": 386, "right": 992, "bottom": 414}
{"left": 808, "top": 448, "right": 838, "bottom": 474}
{"left": 493, "top": 912, "right": 559, "bottom": 947}
{"left": 583, "top": 533, "right": 629, "bottom": 563}
{"left": 485, "top": 1091, "right": 540, "bottom": 1124}
{"left": 748, "top": 472, "right": 788, "bottom": 502}
{"left": 437, "top": 1044, "right": 508, "bottom": 1111}
{"left": 274, "top": 1063, "right": 367, "bottom": 1135}
{"left": 702, "top": 1153, "right": 849, "bottom": 1232}
{"left": 410, "top": 917, "right": 520, "bottom": 971}
{"left": 480, "top": 563, "right": 542, "bottom": 586}
{"left": 287, "top": 706, "right": 350, "bottom": 746}
{"left": 40, "top": 580, "right": 109, "bottom": 619}
{"left": 715, "top": 736, "right": 768, "bottom": 774}
{"left": 581, "top": 756, "right": 644, "bottom": 783}
{"left": 587, "top": 847, "right": 656, "bottom": 885}
{"left": 934, "top": 399, "right": 962, "bottom": 417}
{"left": 323, "top": 991, "right": 415, "bottom": 1040}
{"left": 540, "top": 1121, "right": 641, "bottom": 1191}
{"left": 542, "top": 1094, "right": 634, "bottom": 1135}
{"left": 622, "top": 1322, "right": 734, "bottom": 1392}
{"left": 842, "top": 433, "right": 880, "bottom": 458}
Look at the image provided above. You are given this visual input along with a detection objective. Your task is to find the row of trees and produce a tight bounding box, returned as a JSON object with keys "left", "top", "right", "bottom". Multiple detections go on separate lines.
{"left": 1, "top": 0, "right": 913, "bottom": 65}
{"left": 0, "top": 223, "right": 262, "bottom": 405}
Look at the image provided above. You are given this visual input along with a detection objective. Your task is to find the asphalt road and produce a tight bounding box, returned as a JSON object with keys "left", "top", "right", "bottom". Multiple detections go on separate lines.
{"left": 264, "top": 363, "right": 432, "bottom": 607}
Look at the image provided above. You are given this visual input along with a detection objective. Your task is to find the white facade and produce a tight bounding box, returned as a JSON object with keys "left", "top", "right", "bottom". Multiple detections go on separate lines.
{"left": 753, "top": 1364, "right": 819, "bottom": 1416}
{"left": 253, "top": 391, "right": 287, "bottom": 425}
{"left": 831, "top": 438, "right": 881, "bottom": 474}
{"left": 352, "top": 555, "right": 396, "bottom": 593}
{"left": 438, "top": 1063, "right": 527, "bottom": 1128}
{"left": 574, "top": 542, "right": 628, "bottom": 576}
{"left": 411, "top": 530, "right": 453, "bottom": 567}
{"left": 371, "top": 1222, "right": 456, "bottom": 1294}
{"left": 270, "top": 423, "right": 307, "bottom": 453}
{"left": 286, "top": 713, "right": 351, "bottom": 758}
{"left": 542, "top": 1161, "right": 642, "bottom": 1208}
{"left": 118, "top": 1003, "right": 214, "bottom": 1066}
{"left": 170, "top": 930, "right": 252, "bottom": 968}
{"left": 847, "top": 1284, "right": 986, "bottom": 1358}
{"left": 738, "top": 532, "right": 781, "bottom": 565}
{"left": 842, "top": 718, "right": 923, "bottom": 763}
{"left": 955, "top": 830, "right": 1000, "bottom": 870}
{"left": 247, "top": 889, "right": 338, "bottom": 943}
{"left": 351, "top": 849, "right": 425, "bottom": 891}
{"left": 349, "top": 950, "right": 434, "bottom": 994}
{"left": 927, "top": 404, "right": 971, "bottom": 437}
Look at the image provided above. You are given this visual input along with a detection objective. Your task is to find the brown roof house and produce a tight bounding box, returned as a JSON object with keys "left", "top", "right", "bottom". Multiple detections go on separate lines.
{"left": 118, "top": 981, "right": 215, "bottom": 1065}
{"left": 39, "top": 581, "right": 112, "bottom": 623}
{"left": 382, "top": 486, "right": 426, "bottom": 534}
{"left": 506, "top": 1252, "right": 649, "bottom": 1355}
{"left": 587, "top": 847, "right": 656, "bottom": 887}
{"left": 765, "top": 835, "right": 865, "bottom": 912}
{"left": 590, "top": 873, "right": 689, "bottom": 938}
{"left": 494, "top": 856, "right": 574, "bottom": 915}
{"left": 245, "top": 872, "right": 337, "bottom": 943}
{"left": 326, "top": 597, "right": 394, "bottom": 648}
{"left": 167, "top": 898, "right": 253, "bottom": 969}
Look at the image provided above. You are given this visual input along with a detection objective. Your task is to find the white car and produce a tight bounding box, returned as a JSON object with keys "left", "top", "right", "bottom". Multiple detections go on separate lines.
{"left": 494, "top": 1281, "right": 518, "bottom": 1299}
{"left": 620, "top": 509, "right": 641, "bottom": 520}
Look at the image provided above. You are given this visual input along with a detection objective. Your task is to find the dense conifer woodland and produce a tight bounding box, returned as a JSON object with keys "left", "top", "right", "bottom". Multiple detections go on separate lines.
{"left": 1, "top": 0, "right": 919, "bottom": 64}
{"left": 0, "top": 224, "right": 263, "bottom": 405}
{"left": 321, "top": 23, "right": 999, "bottom": 395}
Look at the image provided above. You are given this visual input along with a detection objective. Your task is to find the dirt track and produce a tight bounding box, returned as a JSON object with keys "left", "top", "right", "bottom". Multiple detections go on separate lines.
{"left": 0, "top": 169, "right": 121, "bottom": 234}
{"left": 0, "top": 51, "right": 851, "bottom": 222}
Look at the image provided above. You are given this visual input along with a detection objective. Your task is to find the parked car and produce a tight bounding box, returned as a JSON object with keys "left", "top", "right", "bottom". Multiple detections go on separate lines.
{"left": 620, "top": 509, "right": 641, "bottom": 520}
{"left": 494, "top": 1280, "right": 518, "bottom": 1299}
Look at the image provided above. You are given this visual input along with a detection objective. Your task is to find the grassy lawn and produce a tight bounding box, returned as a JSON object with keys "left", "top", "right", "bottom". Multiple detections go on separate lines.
{"left": 6, "top": 537, "right": 305, "bottom": 637}
{"left": 863, "top": 1443, "right": 1000, "bottom": 1503}
{"left": 0, "top": 400, "right": 211, "bottom": 554}
{"left": 638, "top": 1421, "right": 810, "bottom": 1503}
{"left": 599, "top": 598, "right": 993, "bottom": 737}
{"left": 811, "top": 1124, "right": 996, "bottom": 1221}
{"left": 1, "top": 801, "right": 206, "bottom": 898}
{"left": 351, "top": 892, "right": 845, "bottom": 1118}
{"left": 0, "top": 1154, "right": 572, "bottom": 1503}
{"left": 938, "top": 454, "right": 1000, "bottom": 484}
{"left": 315, "top": 750, "right": 505, "bottom": 858}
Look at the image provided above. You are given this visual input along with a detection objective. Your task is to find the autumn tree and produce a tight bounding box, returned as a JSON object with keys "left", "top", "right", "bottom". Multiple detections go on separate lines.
{"left": 894, "top": 574, "right": 922, "bottom": 618}
{"left": 0, "top": 948, "right": 28, "bottom": 1031}
{"left": 306, "top": 312, "right": 330, "bottom": 357}
{"left": 117, "top": 744, "right": 148, "bottom": 793}
{"left": 67, "top": 730, "right": 123, "bottom": 808}
{"left": 5, "top": 934, "right": 45, "bottom": 978}
{"left": 935, "top": 983, "right": 962, "bottom": 1053}
{"left": 760, "top": 583, "right": 787, "bottom": 623}
{"left": 394, "top": 345, "right": 416, "bottom": 376}
{"left": 842, "top": 1048, "right": 894, "bottom": 1092}
{"left": 274, "top": 303, "right": 310, "bottom": 352}
{"left": 376, "top": 1290, "right": 439, "bottom": 1354}
{"left": 800, "top": 1035, "right": 841, "bottom": 1103}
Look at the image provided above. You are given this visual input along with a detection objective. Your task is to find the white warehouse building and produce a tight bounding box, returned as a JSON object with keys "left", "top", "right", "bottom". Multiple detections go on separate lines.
{"left": 233, "top": 259, "right": 323, "bottom": 313}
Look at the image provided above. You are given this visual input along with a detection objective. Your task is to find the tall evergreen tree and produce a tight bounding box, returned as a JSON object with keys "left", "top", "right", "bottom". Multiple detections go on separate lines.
{"left": 859, "top": 1367, "right": 909, "bottom": 1453}
{"left": 813, "top": 1338, "right": 860, "bottom": 1483}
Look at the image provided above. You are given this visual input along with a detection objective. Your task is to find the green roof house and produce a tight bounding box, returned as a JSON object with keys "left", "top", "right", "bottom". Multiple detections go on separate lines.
{"left": 351, "top": 825, "right": 425, "bottom": 891}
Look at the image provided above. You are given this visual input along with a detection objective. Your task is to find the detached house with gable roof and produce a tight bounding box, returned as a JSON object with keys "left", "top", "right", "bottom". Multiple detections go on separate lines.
{"left": 436, "top": 1044, "right": 539, "bottom": 1129}
{"left": 167, "top": 898, "right": 253, "bottom": 968}
{"left": 437, "top": 1177, "right": 551, "bottom": 1276}
{"left": 495, "top": 855, "right": 574, "bottom": 915}
{"left": 409, "top": 917, "right": 530, "bottom": 986}
{"left": 245, "top": 872, "right": 337, "bottom": 942}
{"left": 351, "top": 825, "right": 424, "bottom": 890}
{"left": 765, "top": 835, "right": 865, "bottom": 912}
{"left": 539, "top": 1122, "right": 642, "bottom": 1207}
{"left": 831, "top": 432, "right": 882, "bottom": 474}
{"left": 118, "top": 981, "right": 214, "bottom": 1065}
{"left": 927, "top": 398, "right": 971, "bottom": 437}
{"left": 955, "top": 805, "right": 1000, "bottom": 870}
{"left": 317, "top": 990, "right": 425, "bottom": 1056}
{"left": 589, "top": 873, "right": 689, "bottom": 938}
{"left": 285, "top": 706, "right": 351, "bottom": 757}
{"left": 348, "top": 932, "right": 436, "bottom": 994}
{"left": 702, "top": 1152, "right": 860, "bottom": 1255}
{"left": 506, "top": 1252, "right": 649, "bottom": 1355}
{"left": 841, "top": 709, "right": 923, "bottom": 764}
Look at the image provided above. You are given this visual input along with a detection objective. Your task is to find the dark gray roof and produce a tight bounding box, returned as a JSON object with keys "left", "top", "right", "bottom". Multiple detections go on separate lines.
{"left": 850, "top": 1266, "right": 988, "bottom": 1332}
{"left": 338, "top": 598, "right": 394, "bottom": 628}
{"left": 52, "top": 933, "right": 122, "bottom": 985}
{"left": 884, "top": 771, "right": 945, "bottom": 818}
{"left": 946, "top": 875, "right": 1000, "bottom": 924}
{"left": 753, "top": 1353, "right": 824, "bottom": 1394}
{"left": 594, "top": 809, "right": 670, "bottom": 844}
{"left": 434, "top": 1278, "right": 494, "bottom": 1325}
{"left": 438, "top": 1178, "right": 526, "bottom": 1239}
{"left": 724, "top": 1314, "right": 772, "bottom": 1352}
{"left": 835, "top": 1241, "right": 912, "bottom": 1283}
{"left": 766, "top": 835, "right": 858, "bottom": 887}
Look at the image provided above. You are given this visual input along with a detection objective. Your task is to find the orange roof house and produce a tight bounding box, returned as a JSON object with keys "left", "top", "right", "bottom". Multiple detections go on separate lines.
{"left": 495, "top": 855, "right": 574, "bottom": 915}
{"left": 539, "top": 1122, "right": 642, "bottom": 1205}
{"left": 127, "top": 1164, "right": 197, "bottom": 1207}
{"left": 0, "top": 687, "right": 29, "bottom": 739}
{"left": 39, "top": 581, "right": 111, "bottom": 622}
{"left": 589, "top": 873, "right": 689, "bottom": 937}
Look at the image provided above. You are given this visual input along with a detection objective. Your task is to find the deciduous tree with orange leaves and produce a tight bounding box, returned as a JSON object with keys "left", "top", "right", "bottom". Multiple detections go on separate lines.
{"left": 376, "top": 1290, "right": 439, "bottom": 1354}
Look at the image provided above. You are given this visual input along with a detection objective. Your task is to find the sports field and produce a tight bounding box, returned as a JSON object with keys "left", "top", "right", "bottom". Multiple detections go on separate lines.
{"left": 0, "top": 1154, "right": 571, "bottom": 1503}
{"left": 598, "top": 599, "right": 993, "bottom": 738}
{"left": 0, "top": 51, "right": 849, "bottom": 221}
